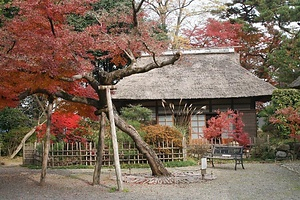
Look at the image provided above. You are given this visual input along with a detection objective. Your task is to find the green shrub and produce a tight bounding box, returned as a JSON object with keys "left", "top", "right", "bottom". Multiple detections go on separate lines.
{"left": 260, "top": 89, "right": 300, "bottom": 139}
{"left": 120, "top": 104, "right": 152, "bottom": 124}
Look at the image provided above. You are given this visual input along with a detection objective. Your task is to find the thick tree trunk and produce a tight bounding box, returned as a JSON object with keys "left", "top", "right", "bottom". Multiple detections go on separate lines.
{"left": 113, "top": 111, "right": 171, "bottom": 176}
{"left": 92, "top": 113, "right": 105, "bottom": 185}
{"left": 40, "top": 97, "right": 53, "bottom": 186}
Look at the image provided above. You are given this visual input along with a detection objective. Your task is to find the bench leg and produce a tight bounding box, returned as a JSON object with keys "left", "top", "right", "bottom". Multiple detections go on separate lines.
{"left": 241, "top": 160, "right": 245, "bottom": 169}
{"left": 235, "top": 159, "right": 245, "bottom": 170}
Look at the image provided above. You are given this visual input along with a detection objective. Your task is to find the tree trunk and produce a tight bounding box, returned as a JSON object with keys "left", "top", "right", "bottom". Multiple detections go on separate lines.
{"left": 113, "top": 111, "right": 171, "bottom": 176}
{"left": 92, "top": 112, "right": 105, "bottom": 185}
{"left": 10, "top": 120, "right": 46, "bottom": 159}
{"left": 40, "top": 97, "right": 53, "bottom": 186}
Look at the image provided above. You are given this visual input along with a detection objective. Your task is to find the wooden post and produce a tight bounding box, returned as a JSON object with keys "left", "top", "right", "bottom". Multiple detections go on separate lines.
{"left": 93, "top": 113, "right": 105, "bottom": 185}
{"left": 51, "top": 143, "right": 54, "bottom": 167}
{"left": 79, "top": 143, "right": 82, "bottom": 165}
{"left": 105, "top": 86, "right": 123, "bottom": 191}
{"left": 22, "top": 141, "right": 25, "bottom": 165}
{"left": 171, "top": 140, "right": 174, "bottom": 161}
{"left": 89, "top": 142, "right": 92, "bottom": 165}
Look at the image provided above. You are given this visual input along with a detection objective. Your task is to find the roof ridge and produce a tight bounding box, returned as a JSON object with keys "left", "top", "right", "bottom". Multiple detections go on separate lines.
{"left": 141, "top": 47, "right": 236, "bottom": 57}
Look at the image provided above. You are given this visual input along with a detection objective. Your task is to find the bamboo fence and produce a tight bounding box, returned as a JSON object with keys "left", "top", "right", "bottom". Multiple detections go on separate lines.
{"left": 24, "top": 140, "right": 183, "bottom": 167}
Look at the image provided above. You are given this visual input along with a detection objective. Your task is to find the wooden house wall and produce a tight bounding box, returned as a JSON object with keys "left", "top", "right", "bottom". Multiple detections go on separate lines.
{"left": 113, "top": 97, "right": 258, "bottom": 141}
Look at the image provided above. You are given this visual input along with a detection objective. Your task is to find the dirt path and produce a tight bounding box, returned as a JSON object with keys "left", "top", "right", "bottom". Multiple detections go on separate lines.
{"left": 0, "top": 159, "right": 299, "bottom": 200}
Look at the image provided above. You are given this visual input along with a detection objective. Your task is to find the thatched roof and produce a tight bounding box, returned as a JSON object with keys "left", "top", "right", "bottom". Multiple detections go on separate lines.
{"left": 290, "top": 76, "right": 300, "bottom": 89}
{"left": 112, "top": 48, "right": 276, "bottom": 100}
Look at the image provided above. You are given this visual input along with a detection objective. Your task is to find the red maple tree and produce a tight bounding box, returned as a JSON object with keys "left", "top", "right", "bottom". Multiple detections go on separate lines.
{"left": 0, "top": 0, "right": 98, "bottom": 108}
{"left": 184, "top": 18, "right": 243, "bottom": 48}
{"left": 203, "top": 109, "right": 250, "bottom": 146}
{"left": 0, "top": 0, "right": 180, "bottom": 178}
{"left": 36, "top": 111, "right": 90, "bottom": 143}
{"left": 0, "top": 0, "right": 172, "bottom": 108}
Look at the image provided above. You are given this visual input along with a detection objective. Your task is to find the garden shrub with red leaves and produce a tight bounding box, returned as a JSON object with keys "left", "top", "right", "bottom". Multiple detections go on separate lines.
{"left": 36, "top": 112, "right": 91, "bottom": 143}
{"left": 270, "top": 106, "right": 300, "bottom": 142}
{"left": 203, "top": 109, "right": 250, "bottom": 146}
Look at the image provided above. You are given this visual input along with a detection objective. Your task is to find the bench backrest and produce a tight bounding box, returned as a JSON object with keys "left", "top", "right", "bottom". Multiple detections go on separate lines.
{"left": 212, "top": 145, "right": 243, "bottom": 156}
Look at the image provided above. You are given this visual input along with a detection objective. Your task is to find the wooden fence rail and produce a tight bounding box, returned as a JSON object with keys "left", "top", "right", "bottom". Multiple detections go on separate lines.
{"left": 23, "top": 136, "right": 266, "bottom": 167}
{"left": 24, "top": 141, "right": 183, "bottom": 167}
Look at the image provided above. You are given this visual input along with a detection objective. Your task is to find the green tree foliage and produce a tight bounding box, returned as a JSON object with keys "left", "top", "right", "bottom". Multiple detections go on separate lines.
{"left": 115, "top": 105, "right": 152, "bottom": 143}
{"left": 120, "top": 104, "right": 152, "bottom": 124}
{"left": 220, "top": 0, "right": 300, "bottom": 87}
{"left": 260, "top": 89, "right": 300, "bottom": 138}
{"left": 68, "top": 0, "right": 132, "bottom": 32}
{"left": 0, "top": 107, "right": 32, "bottom": 155}
{"left": 272, "top": 89, "right": 300, "bottom": 109}
{"left": 93, "top": 0, "right": 131, "bottom": 11}
{"left": 0, "top": 0, "right": 18, "bottom": 26}
{"left": 0, "top": 107, "right": 32, "bottom": 132}
{"left": 267, "top": 35, "right": 300, "bottom": 87}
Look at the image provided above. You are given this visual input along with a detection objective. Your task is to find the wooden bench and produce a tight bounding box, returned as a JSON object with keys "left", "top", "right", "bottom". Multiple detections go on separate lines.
{"left": 205, "top": 145, "right": 245, "bottom": 170}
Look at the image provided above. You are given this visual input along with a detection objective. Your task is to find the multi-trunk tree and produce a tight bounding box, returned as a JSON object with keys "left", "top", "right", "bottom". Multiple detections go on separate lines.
{"left": 0, "top": 0, "right": 180, "bottom": 184}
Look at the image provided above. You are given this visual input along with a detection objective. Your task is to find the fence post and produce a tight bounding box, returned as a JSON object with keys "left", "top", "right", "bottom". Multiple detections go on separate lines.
{"left": 89, "top": 142, "right": 92, "bottom": 165}
{"left": 79, "top": 142, "right": 82, "bottom": 165}
{"left": 171, "top": 140, "right": 174, "bottom": 161}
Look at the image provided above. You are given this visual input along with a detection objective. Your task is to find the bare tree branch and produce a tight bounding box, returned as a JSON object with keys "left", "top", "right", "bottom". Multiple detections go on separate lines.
{"left": 82, "top": 72, "right": 100, "bottom": 91}
{"left": 106, "top": 52, "right": 181, "bottom": 83}
{"left": 132, "top": 0, "right": 146, "bottom": 28}
{"left": 55, "top": 90, "right": 99, "bottom": 108}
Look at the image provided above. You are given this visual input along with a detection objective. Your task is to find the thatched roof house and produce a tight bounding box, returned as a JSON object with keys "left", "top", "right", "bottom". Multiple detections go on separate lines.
{"left": 112, "top": 47, "right": 276, "bottom": 142}
{"left": 113, "top": 48, "right": 274, "bottom": 100}
{"left": 290, "top": 76, "right": 300, "bottom": 89}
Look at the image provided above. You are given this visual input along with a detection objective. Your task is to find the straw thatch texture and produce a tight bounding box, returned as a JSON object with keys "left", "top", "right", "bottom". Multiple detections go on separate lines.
{"left": 112, "top": 51, "right": 275, "bottom": 100}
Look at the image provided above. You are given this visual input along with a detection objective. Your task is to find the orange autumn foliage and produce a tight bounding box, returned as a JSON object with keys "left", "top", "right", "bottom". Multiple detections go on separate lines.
{"left": 142, "top": 124, "right": 183, "bottom": 147}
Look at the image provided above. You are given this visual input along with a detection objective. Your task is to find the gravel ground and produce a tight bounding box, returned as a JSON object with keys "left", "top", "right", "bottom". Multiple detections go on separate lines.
{"left": 0, "top": 159, "right": 299, "bottom": 200}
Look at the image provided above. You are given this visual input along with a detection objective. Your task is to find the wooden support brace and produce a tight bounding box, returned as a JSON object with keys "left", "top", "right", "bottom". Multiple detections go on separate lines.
{"left": 105, "top": 87, "right": 123, "bottom": 191}
{"left": 98, "top": 85, "right": 117, "bottom": 90}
